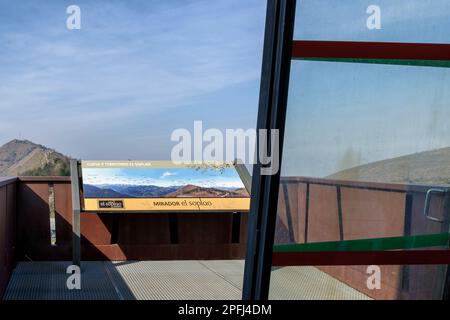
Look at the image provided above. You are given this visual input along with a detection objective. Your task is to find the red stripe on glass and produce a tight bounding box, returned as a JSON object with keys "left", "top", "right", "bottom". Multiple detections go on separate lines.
{"left": 292, "top": 40, "right": 450, "bottom": 61}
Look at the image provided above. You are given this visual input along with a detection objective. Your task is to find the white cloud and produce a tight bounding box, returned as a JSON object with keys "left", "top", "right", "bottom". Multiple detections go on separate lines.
{"left": 161, "top": 171, "right": 176, "bottom": 178}
{"left": 0, "top": 0, "right": 265, "bottom": 159}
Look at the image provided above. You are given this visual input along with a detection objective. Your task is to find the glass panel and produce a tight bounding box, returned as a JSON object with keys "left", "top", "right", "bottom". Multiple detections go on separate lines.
{"left": 269, "top": 265, "right": 447, "bottom": 300}
{"left": 269, "top": 60, "right": 450, "bottom": 299}
{"left": 283, "top": 61, "right": 450, "bottom": 185}
{"left": 294, "top": 0, "right": 450, "bottom": 43}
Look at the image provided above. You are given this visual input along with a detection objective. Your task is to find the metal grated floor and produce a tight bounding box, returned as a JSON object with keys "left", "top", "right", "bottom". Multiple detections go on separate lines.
{"left": 269, "top": 267, "right": 371, "bottom": 300}
{"left": 4, "top": 260, "right": 243, "bottom": 300}
{"left": 4, "top": 261, "right": 370, "bottom": 300}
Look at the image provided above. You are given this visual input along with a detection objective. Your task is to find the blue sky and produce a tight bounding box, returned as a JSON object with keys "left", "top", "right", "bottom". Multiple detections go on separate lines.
{"left": 82, "top": 167, "right": 245, "bottom": 189}
{"left": 2, "top": 1, "right": 450, "bottom": 178}
{"left": 295, "top": 0, "right": 450, "bottom": 43}
{"left": 0, "top": 0, "right": 266, "bottom": 159}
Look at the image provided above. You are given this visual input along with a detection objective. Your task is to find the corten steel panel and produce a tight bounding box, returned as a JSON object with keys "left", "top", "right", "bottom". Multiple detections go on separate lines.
{"left": 272, "top": 178, "right": 418, "bottom": 300}
{"left": 117, "top": 213, "right": 171, "bottom": 245}
{"left": 53, "top": 182, "right": 73, "bottom": 246}
{"left": 16, "top": 182, "right": 52, "bottom": 260}
{"left": 16, "top": 181, "right": 112, "bottom": 260}
{"left": 15, "top": 180, "right": 248, "bottom": 261}
{"left": 340, "top": 187, "right": 406, "bottom": 239}
{"left": 78, "top": 244, "right": 245, "bottom": 261}
{"left": 0, "top": 182, "right": 17, "bottom": 300}
{"left": 0, "top": 186, "right": 6, "bottom": 298}
{"left": 326, "top": 187, "right": 405, "bottom": 299}
{"left": 80, "top": 213, "right": 113, "bottom": 245}
{"left": 5, "top": 184, "right": 16, "bottom": 276}
{"left": 177, "top": 214, "right": 233, "bottom": 244}
{"left": 273, "top": 180, "right": 398, "bottom": 299}
{"left": 240, "top": 213, "right": 249, "bottom": 245}
{"left": 307, "top": 184, "right": 341, "bottom": 243}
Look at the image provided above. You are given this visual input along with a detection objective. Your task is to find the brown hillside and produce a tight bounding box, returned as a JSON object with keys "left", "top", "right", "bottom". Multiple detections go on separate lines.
{"left": 0, "top": 139, "right": 71, "bottom": 177}
{"left": 328, "top": 147, "right": 450, "bottom": 185}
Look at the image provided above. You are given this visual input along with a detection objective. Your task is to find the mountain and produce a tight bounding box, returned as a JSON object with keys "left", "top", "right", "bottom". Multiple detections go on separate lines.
{"left": 0, "top": 139, "right": 71, "bottom": 177}
{"left": 83, "top": 184, "right": 127, "bottom": 198}
{"left": 83, "top": 184, "right": 248, "bottom": 198}
{"left": 230, "top": 188, "right": 249, "bottom": 196}
{"left": 97, "top": 184, "right": 181, "bottom": 197}
{"left": 166, "top": 184, "right": 249, "bottom": 198}
{"left": 328, "top": 147, "right": 450, "bottom": 185}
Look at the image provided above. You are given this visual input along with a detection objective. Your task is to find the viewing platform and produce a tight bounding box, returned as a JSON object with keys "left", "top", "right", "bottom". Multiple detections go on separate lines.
{"left": 0, "top": 176, "right": 448, "bottom": 300}
{"left": 4, "top": 261, "right": 369, "bottom": 300}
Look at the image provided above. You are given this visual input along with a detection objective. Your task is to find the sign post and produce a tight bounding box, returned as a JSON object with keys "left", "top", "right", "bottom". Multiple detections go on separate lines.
{"left": 70, "top": 160, "right": 81, "bottom": 267}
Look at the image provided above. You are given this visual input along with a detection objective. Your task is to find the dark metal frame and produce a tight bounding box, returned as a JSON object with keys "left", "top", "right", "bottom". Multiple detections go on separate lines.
{"left": 242, "top": 0, "right": 296, "bottom": 300}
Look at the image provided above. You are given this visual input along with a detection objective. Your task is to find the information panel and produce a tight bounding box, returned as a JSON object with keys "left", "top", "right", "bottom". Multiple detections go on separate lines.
{"left": 81, "top": 161, "right": 250, "bottom": 212}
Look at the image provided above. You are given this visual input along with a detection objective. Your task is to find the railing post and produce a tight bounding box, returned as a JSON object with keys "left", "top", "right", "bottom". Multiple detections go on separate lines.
{"left": 70, "top": 160, "right": 81, "bottom": 267}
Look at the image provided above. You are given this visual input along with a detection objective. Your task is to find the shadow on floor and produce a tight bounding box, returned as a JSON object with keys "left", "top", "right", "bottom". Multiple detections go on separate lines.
{"left": 4, "top": 260, "right": 245, "bottom": 300}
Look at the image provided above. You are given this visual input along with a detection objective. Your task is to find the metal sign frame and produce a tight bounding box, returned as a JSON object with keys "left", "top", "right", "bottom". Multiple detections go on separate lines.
{"left": 70, "top": 159, "right": 251, "bottom": 267}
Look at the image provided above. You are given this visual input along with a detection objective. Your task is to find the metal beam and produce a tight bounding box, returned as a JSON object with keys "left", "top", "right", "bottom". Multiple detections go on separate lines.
{"left": 242, "top": 0, "right": 297, "bottom": 300}
{"left": 70, "top": 160, "right": 81, "bottom": 267}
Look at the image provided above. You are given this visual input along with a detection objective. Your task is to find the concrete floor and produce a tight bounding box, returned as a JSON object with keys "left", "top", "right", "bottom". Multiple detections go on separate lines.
{"left": 4, "top": 260, "right": 370, "bottom": 300}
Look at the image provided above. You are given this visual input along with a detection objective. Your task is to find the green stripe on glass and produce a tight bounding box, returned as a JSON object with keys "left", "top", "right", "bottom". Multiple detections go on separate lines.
{"left": 273, "top": 233, "right": 450, "bottom": 253}
{"left": 299, "top": 58, "right": 450, "bottom": 68}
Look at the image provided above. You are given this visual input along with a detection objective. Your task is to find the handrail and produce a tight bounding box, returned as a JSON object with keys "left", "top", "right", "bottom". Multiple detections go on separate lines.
{"left": 423, "top": 188, "right": 449, "bottom": 223}
{"left": 18, "top": 176, "right": 71, "bottom": 183}
{"left": 0, "top": 177, "right": 17, "bottom": 188}
{"left": 281, "top": 176, "right": 450, "bottom": 194}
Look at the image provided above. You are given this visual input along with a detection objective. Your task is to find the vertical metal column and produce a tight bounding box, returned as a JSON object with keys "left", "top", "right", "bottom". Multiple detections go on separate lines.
{"left": 71, "top": 160, "right": 81, "bottom": 267}
{"left": 242, "top": 0, "right": 296, "bottom": 300}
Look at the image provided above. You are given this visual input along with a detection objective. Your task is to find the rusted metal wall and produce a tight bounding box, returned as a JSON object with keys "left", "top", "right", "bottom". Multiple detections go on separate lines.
{"left": 0, "top": 178, "right": 17, "bottom": 299}
{"left": 11, "top": 176, "right": 446, "bottom": 299}
{"left": 15, "top": 177, "right": 248, "bottom": 262}
{"left": 276, "top": 177, "right": 447, "bottom": 300}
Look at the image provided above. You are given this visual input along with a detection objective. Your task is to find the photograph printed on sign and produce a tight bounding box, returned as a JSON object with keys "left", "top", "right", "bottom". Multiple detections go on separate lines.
{"left": 82, "top": 167, "right": 248, "bottom": 199}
